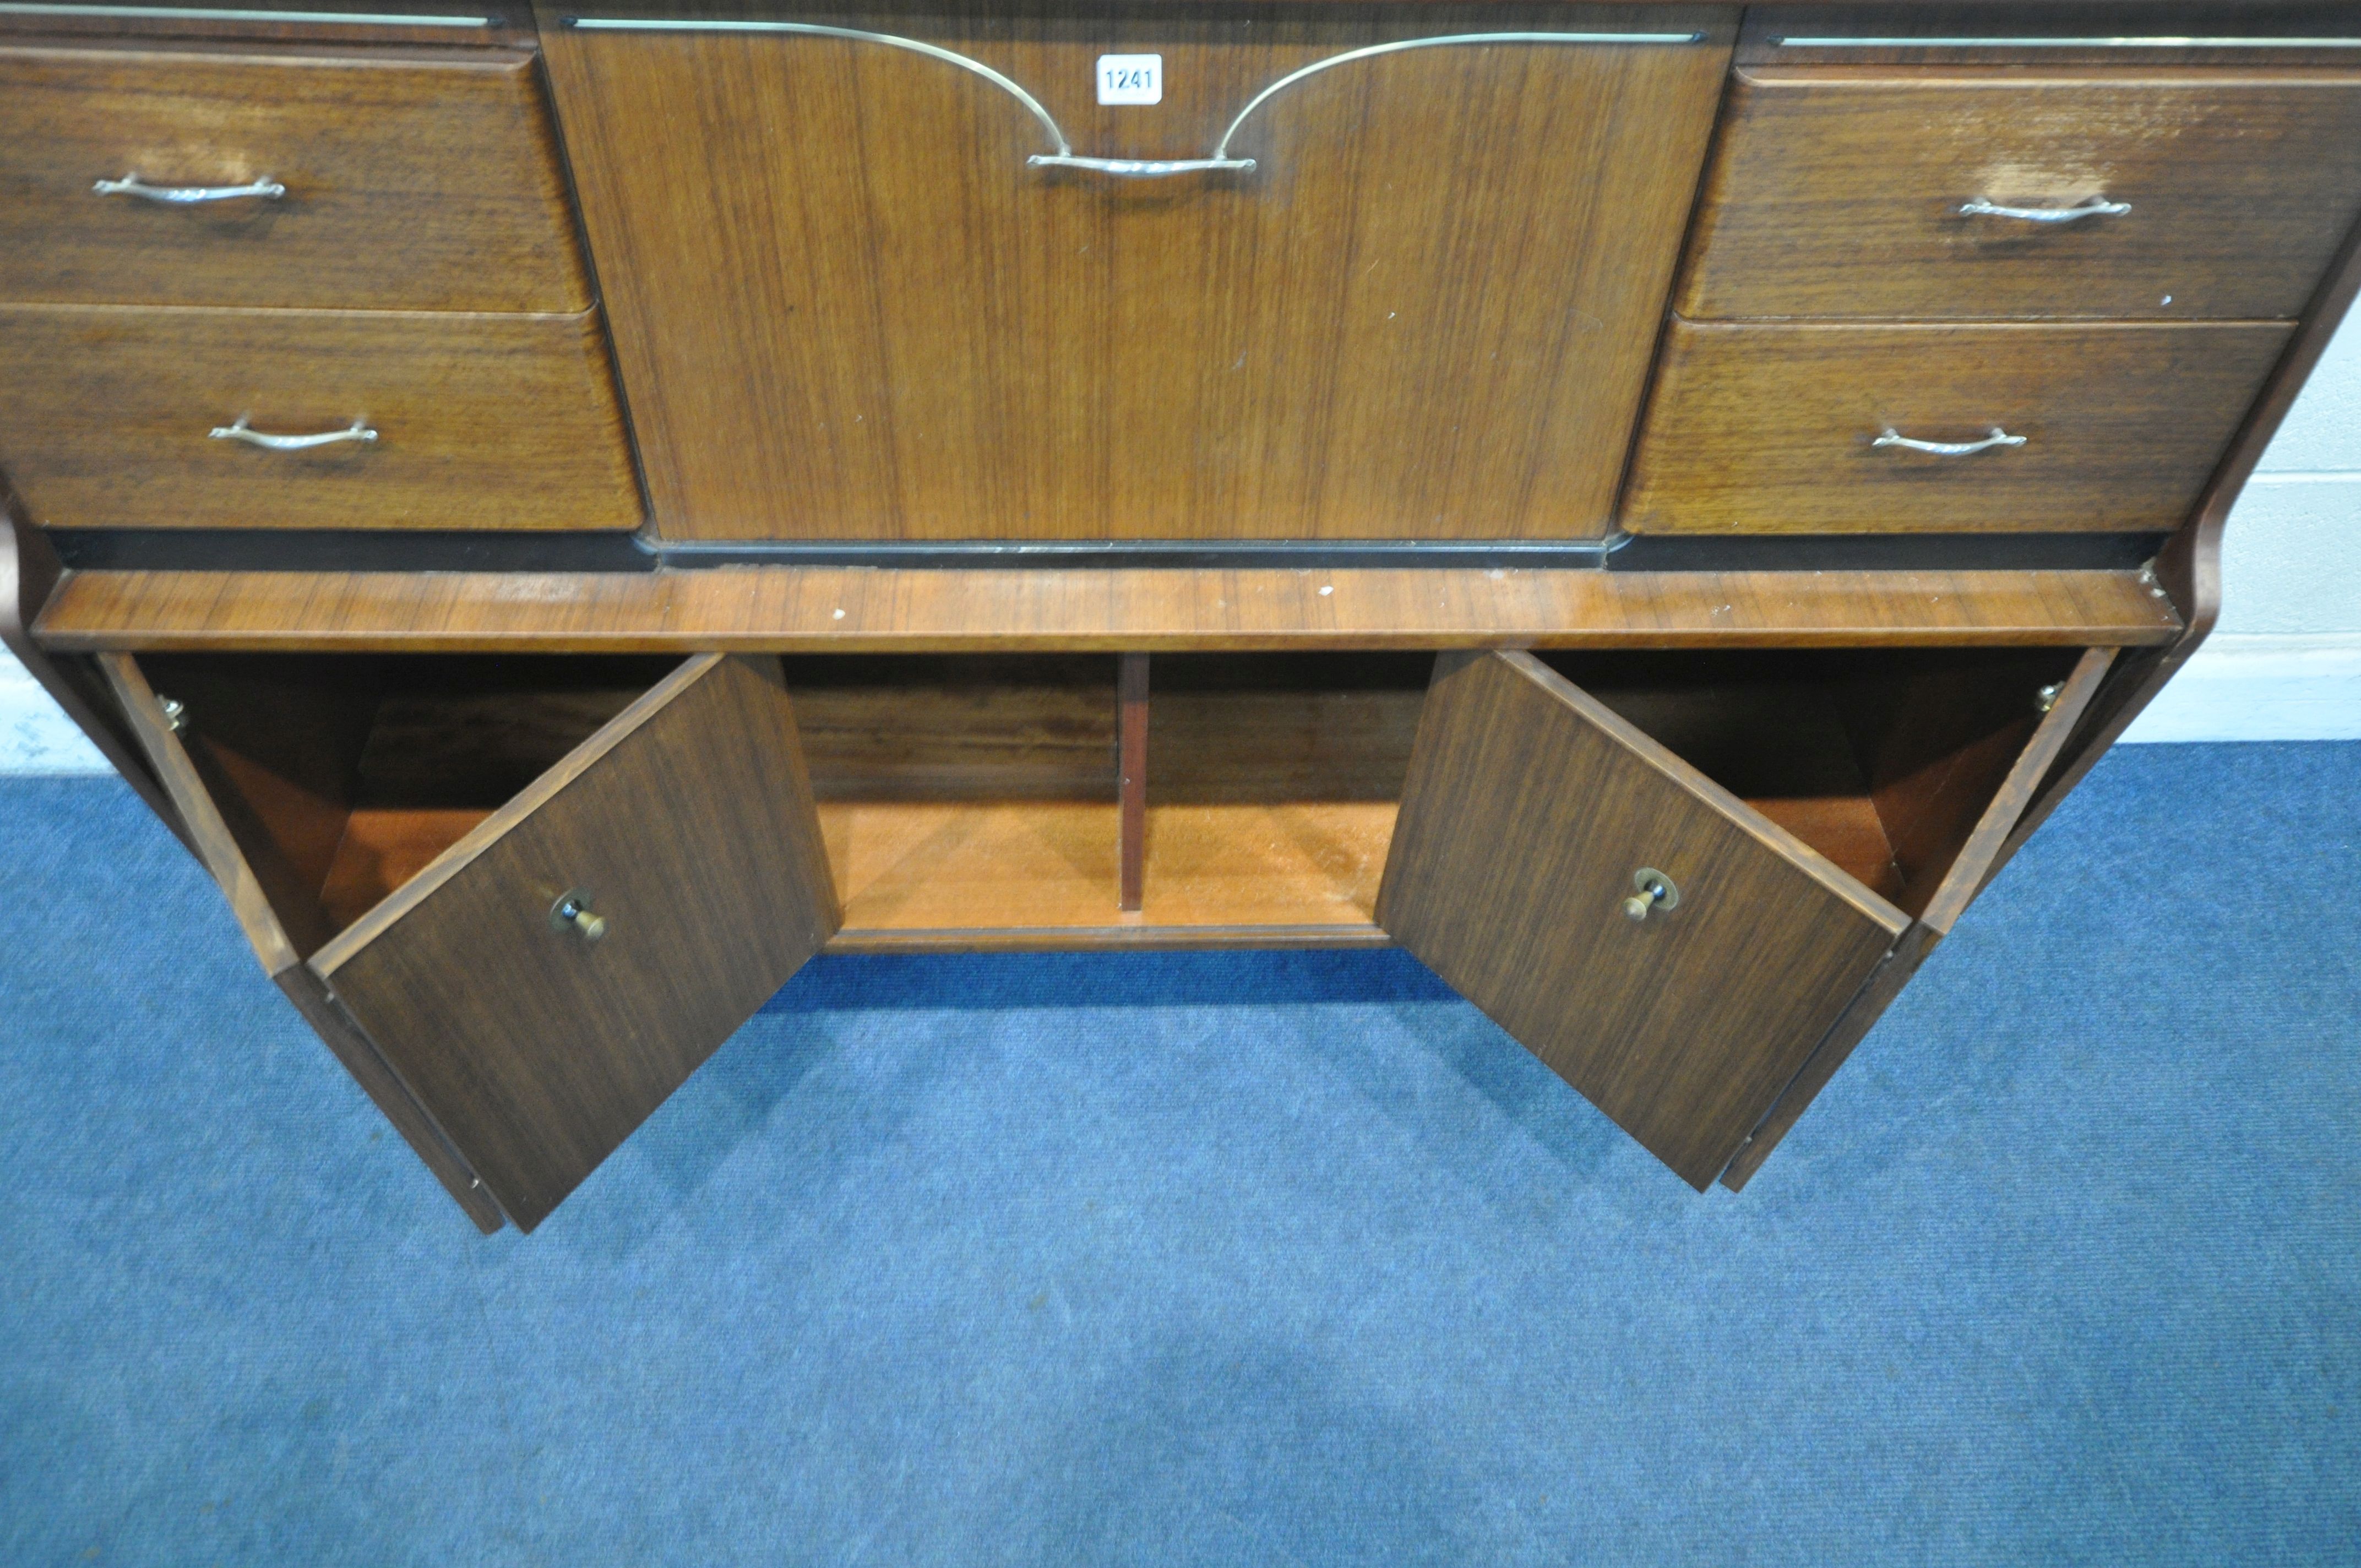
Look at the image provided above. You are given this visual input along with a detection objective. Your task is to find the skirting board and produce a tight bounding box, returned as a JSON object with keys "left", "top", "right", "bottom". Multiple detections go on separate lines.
{"left": 1, "top": 638, "right": 2355, "bottom": 775}
{"left": 2119, "top": 633, "right": 2361, "bottom": 743}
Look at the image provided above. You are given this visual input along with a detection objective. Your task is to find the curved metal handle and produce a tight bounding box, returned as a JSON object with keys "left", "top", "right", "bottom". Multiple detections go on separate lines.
{"left": 1026, "top": 154, "right": 1256, "bottom": 178}
{"left": 208, "top": 415, "right": 377, "bottom": 451}
{"left": 1872, "top": 426, "right": 2027, "bottom": 457}
{"left": 1959, "top": 196, "right": 2130, "bottom": 224}
{"left": 94, "top": 173, "right": 286, "bottom": 205}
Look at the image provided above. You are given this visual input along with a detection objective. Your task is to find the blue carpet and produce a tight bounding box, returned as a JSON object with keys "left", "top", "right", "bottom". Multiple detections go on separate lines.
{"left": 2, "top": 743, "right": 2356, "bottom": 1565}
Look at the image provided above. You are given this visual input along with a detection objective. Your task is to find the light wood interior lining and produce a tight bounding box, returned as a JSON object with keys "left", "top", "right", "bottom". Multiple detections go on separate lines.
{"left": 130, "top": 646, "right": 2084, "bottom": 951}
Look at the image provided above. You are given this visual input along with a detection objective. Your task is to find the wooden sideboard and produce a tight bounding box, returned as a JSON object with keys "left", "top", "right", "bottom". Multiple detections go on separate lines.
{"left": 5, "top": 0, "right": 2354, "bottom": 1232}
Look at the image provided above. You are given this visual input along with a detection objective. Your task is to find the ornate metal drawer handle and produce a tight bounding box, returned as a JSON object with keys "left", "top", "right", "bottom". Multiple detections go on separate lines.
{"left": 94, "top": 173, "right": 287, "bottom": 205}
{"left": 208, "top": 414, "right": 378, "bottom": 450}
{"left": 1959, "top": 196, "right": 2130, "bottom": 224}
{"left": 566, "top": 19, "right": 1700, "bottom": 178}
{"left": 1026, "top": 155, "right": 1257, "bottom": 178}
{"left": 1872, "top": 426, "right": 2027, "bottom": 456}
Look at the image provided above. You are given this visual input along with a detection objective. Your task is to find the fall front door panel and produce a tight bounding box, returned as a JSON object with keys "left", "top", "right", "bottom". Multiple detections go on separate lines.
{"left": 538, "top": 3, "right": 1735, "bottom": 541}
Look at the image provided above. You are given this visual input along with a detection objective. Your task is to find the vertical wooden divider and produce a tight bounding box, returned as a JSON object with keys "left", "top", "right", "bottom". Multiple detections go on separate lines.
{"left": 1118, "top": 654, "right": 1150, "bottom": 912}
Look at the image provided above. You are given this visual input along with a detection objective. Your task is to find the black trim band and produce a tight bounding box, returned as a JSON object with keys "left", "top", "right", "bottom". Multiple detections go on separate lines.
{"left": 48, "top": 529, "right": 661, "bottom": 573}
{"left": 650, "top": 537, "right": 1626, "bottom": 569}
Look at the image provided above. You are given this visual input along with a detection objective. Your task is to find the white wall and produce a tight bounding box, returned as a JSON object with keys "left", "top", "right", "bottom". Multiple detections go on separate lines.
{"left": 2120, "top": 312, "right": 2361, "bottom": 741}
{"left": 4, "top": 320, "right": 2358, "bottom": 770}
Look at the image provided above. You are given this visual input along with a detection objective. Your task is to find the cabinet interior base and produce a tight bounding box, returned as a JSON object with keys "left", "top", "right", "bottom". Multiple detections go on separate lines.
{"left": 138, "top": 645, "right": 2072, "bottom": 962}
{"left": 313, "top": 779, "right": 1908, "bottom": 954}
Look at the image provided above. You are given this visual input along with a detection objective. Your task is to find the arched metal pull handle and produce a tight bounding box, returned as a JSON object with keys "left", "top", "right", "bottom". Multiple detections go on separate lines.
{"left": 95, "top": 173, "right": 287, "bottom": 205}
{"left": 208, "top": 415, "right": 378, "bottom": 451}
{"left": 1959, "top": 196, "right": 2130, "bottom": 224}
{"left": 1026, "top": 155, "right": 1257, "bottom": 178}
{"left": 1622, "top": 868, "right": 1680, "bottom": 923}
{"left": 550, "top": 891, "right": 607, "bottom": 945}
{"left": 1872, "top": 427, "right": 2027, "bottom": 457}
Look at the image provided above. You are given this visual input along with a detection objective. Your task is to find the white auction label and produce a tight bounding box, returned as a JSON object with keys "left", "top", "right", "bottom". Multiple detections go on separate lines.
{"left": 1096, "top": 53, "right": 1162, "bottom": 105}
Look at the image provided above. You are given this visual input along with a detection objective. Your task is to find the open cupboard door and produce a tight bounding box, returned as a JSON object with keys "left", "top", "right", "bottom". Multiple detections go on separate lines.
{"left": 102, "top": 652, "right": 842, "bottom": 1232}
{"left": 1375, "top": 650, "right": 1912, "bottom": 1188}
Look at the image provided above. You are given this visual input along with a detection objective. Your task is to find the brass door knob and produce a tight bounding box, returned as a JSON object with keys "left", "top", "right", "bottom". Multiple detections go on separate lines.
{"left": 550, "top": 891, "right": 607, "bottom": 944}
{"left": 1622, "top": 868, "right": 1679, "bottom": 923}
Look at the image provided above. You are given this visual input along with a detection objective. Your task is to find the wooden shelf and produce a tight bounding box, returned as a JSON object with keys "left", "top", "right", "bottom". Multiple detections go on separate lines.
{"left": 819, "top": 798, "right": 1396, "bottom": 950}
{"left": 35, "top": 563, "right": 2182, "bottom": 652}
{"left": 320, "top": 805, "right": 492, "bottom": 933}
{"left": 151, "top": 646, "right": 2060, "bottom": 959}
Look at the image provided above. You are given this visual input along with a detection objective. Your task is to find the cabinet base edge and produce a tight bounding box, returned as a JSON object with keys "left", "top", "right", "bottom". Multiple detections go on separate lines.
{"left": 824, "top": 923, "right": 1393, "bottom": 954}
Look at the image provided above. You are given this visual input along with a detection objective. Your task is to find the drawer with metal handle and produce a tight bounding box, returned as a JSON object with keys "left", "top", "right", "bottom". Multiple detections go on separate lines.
{"left": 0, "top": 42, "right": 591, "bottom": 312}
{"left": 1618, "top": 318, "right": 2292, "bottom": 534}
{"left": 97, "top": 651, "right": 844, "bottom": 1232}
{"left": 0, "top": 304, "right": 641, "bottom": 532}
{"left": 1676, "top": 67, "right": 2361, "bottom": 321}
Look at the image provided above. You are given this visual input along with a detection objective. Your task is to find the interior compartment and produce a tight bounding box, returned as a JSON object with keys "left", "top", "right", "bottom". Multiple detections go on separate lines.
{"left": 129, "top": 643, "right": 2086, "bottom": 955}
{"left": 781, "top": 655, "right": 1121, "bottom": 933}
{"left": 132, "top": 652, "right": 679, "bottom": 956}
{"left": 1536, "top": 648, "right": 2086, "bottom": 916}
{"left": 1141, "top": 654, "right": 1430, "bottom": 930}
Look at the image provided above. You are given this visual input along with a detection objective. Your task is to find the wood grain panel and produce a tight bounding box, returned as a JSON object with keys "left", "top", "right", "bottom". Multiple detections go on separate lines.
{"left": 823, "top": 924, "right": 1391, "bottom": 953}
{"left": 1911, "top": 644, "right": 2113, "bottom": 933}
{"left": 786, "top": 656, "right": 1118, "bottom": 799}
{"left": 312, "top": 655, "right": 840, "bottom": 1231}
{"left": 1622, "top": 319, "right": 2291, "bottom": 533}
{"left": 0, "top": 305, "right": 641, "bottom": 532}
{"left": 276, "top": 964, "right": 507, "bottom": 1232}
{"left": 1679, "top": 68, "right": 2361, "bottom": 321}
{"left": 1377, "top": 650, "right": 1906, "bottom": 1188}
{"left": 819, "top": 798, "right": 1395, "bottom": 937}
{"left": 1717, "top": 921, "right": 1941, "bottom": 1191}
{"left": 0, "top": 5, "right": 537, "bottom": 52}
{"left": 1144, "top": 801, "right": 1396, "bottom": 925}
{"left": 1736, "top": 7, "right": 2361, "bottom": 70}
{"left": 97, "top": 650, "right": 307, "bottom": 971}
{"left": 1118, "top": 653, "right": 1148, "bottom": 912}
{"left": 821, "top": 798, "right": 1120, "bottom": 930}
{"left": 129, "top": 651, "right": 386, "bottom": 956}
{"left": 1149, "top": 652, "right": 1432, "bottom": 800}
{"left": 31, "top": 564, "right": 2187, "bottom": 651}
{"left": 538, "top": 4, "right": 1733, "bottom": 540}
{"left": 0, "top": 42, "right": 590, "bottom": 311}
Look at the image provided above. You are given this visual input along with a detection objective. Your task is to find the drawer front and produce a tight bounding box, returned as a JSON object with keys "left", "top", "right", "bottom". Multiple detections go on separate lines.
{"left": 542, "top": 6, "right": 1735, "bottom": 541}
{"left": 1620, "top": 319, "right": 2291, "bottom": 533}
{"left": 1678, "top": 69, "right": 2361, "bottom": 322}
{"left": 1377, "top": 650, "right": 1908, "bottom": 1188}
{"left": 310, "top": 655, "right": 841, "bottom": 1232}
{"left": 0, "top": 304, "right": 641, "bottom": 531}
{"left": 0, "top": 44, "right": 590, "bottom": 312}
